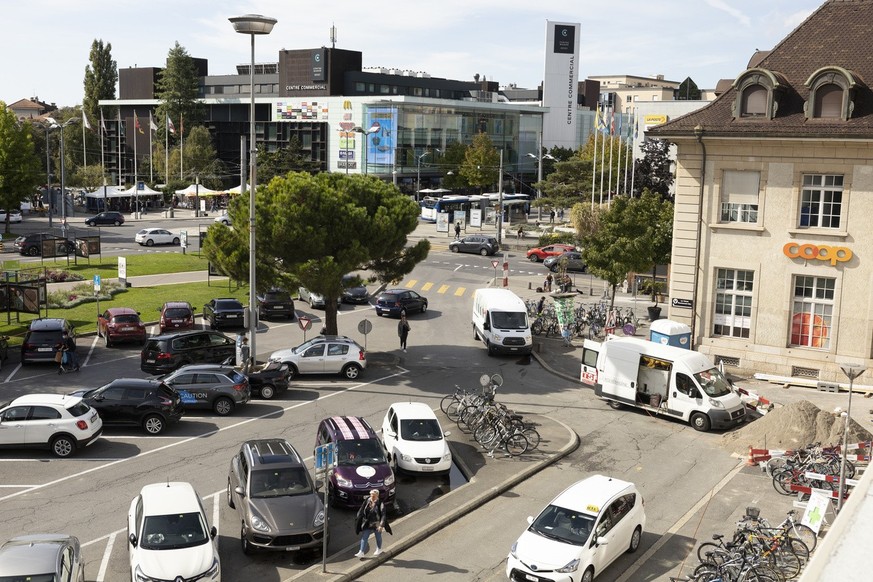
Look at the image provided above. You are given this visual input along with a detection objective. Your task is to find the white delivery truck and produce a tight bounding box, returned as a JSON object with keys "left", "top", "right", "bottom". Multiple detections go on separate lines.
{"left": 472, "top": 288, "right": 533, "bottom": 356}
{"left": 580, "top": 336, "right": 745, "bottom": 431}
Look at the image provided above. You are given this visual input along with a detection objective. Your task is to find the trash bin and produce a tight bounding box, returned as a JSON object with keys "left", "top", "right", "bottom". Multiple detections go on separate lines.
{"left": 169, "top": 208, "right": 174, "bottom": 218}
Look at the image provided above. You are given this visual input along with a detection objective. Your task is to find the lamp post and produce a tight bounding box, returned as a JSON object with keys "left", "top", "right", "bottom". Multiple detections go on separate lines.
{"left": 230, "top": 13, "right": 277, "bottom": 366}
{"left": 837, "top": 363, "right": 865, "bottom": 513}
{"left": 47, "top": 117, "right": 78, "bottom": 238}
{"left": 41, "top": 123, "right": 54, "bottom": 228}
{"left": 352, "top": 125, "right": 378, "bottom": 175}
{"left": 527, "top": 146, "right": 555, "bottom": 222}
{"left": 416, "top": 151, "right": 432, "bottom": 201}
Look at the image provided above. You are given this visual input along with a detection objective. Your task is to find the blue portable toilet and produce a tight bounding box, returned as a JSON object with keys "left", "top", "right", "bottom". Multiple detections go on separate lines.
{"left": 649, "top": 319, "right": 692, "bottom": 349}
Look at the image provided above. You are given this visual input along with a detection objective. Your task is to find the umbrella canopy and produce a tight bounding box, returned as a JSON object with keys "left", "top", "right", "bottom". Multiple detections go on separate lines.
{"left": 227, "top": 183, "right": 253, "bottom": 194}
{"left": 85, "top": 186, "right": 125, "bottom": 198}
{"left": 121, "top": 184, "right": 162, "bottom": 195}
{"left": 174, "top": 184, "right": 223, "bottom": 196}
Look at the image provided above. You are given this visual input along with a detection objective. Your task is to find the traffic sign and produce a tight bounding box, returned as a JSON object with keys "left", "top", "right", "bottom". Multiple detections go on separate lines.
{"left": 491, "top": 259, "right": 499, "bottom": 268}
{"left": 357, "top": 319, "right": 373, "bottom": 335}
{"left": 315, "top": 442, "right": 337, "bottom": 472}
{"left": 298, "top": 316, "right": 312, "bottom": 331}
{"left": 93, "top": 274, "right": 101, "bottom": 292}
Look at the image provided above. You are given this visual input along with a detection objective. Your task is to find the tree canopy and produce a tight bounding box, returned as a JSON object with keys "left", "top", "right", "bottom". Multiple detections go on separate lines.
{"left": 155, "top": 42, "right": 203, "bottom": 142}
{"left": 203, "top": 172, "right": 429, "bottom": 334}
{"left": 459, "top": 133, "right": 499, "bottom": 192}
{"left": 82, "top": 39, "right": 117, "bottom": 124}
{"left": 0, "top": 105, "right": 42, "bottom": 231}
{"left": 631, "top": 138, "right": 674, "bottom": 200}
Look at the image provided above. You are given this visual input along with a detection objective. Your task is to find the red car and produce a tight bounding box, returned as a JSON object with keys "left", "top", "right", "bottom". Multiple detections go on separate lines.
{"left": 98, "top": 307, "right": 147, "bottom": 347}
{"left": 526, "top": 243, "right": 576, "bottom": 263}
{"left": 159, "top": 301, "right": 195, "bottom": 334}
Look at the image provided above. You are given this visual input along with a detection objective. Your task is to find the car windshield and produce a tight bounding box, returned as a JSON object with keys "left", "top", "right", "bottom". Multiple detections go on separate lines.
{"left": 265, "top": 291, "right": 291, "bottom": 301}
{"left": 337, "top": 439, "right": 387, "bottom": 466}
{"left": 292, "top": 338, "right": 321, "bottom": 354}
{"left": 140, "top": 512, "right": 209, "bottom": 550}
{"left": 164, "top": 308, "right": 190, "bottom": 318}
{"left": 113, "top": 314, "right": 140, "bottom": 324}
{"left": 400, "top": 418, "right": 443, "bottom": 441}
{"left": 249, "top": 467, "right": 313, "bottom": 497}
{"left": 530, "top": 505, "right": 594, "bottom": 546}
{"left": 491, "top": 311, "right": 528, "bottom": 330}
{"left": 693, "top": 367, "right": 733, "bottom": 397}
{"left": 136, "top": 229, "right": 148, "bottom": 235}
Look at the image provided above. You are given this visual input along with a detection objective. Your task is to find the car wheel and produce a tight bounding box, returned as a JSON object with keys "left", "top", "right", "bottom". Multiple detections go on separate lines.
{"left": 285, "top": 363, "right": 298, "bottom": 380}
{"left": 479, "top": 248, "right": 488, "bottom": 256}
{"left": 549, "top": 264, "right": 558, "bottom": 272}
{"left": 86, "top": 221, "right": 94, "bottom": 226}
{"left": 241, "top": 526, "right": 253, "bottom": 555}
{"left": 529, "top": 254, "right": 540, "bottom": 262}
{"left": 226, "top": 478, "right": 235, "bottom": 508}
{"left": 376, "top": 310, "right": 383, "bottom": 317}
{"left": 607, "top": 400, "right": 623, "bottom": 410}
{"left": 172, "top": 237, "right": 180, "bottom": 245}
{"left": 450, "top": 246, "right": 459, "bottom": 253}
{"left": 581, "top": 567, "right": 594, "bottom": 582}
{"left": 51, "top": 435, "right": 76, "bottom": 458}
{"left": 27, "top": 246, "right": 39, "bottom": 256}
{"left": 486, "top": 341, "right": 495, "bottom": 356}
{"left": 213, "top": 397, "right": 234, "bottom": 416}
{"left": 142, "top": 414, "right": 165, "bottom": 435}
{"left": 259, "top": 384, "right": 275, "bottom": 399}
{"left": 473, "top": 326, "right": 479, "bottom": 340}
{"left": 114, "top": 220, "right": 122, "bottom": 226}
{"left": 690, "top": 412, "right": 711, "bottom": 432}
{"left": 342, "top": 363, "right": 362, "bottom": 380}
{"left": 628, "top": 525, "right": 642, "bottom": 553}
{"left": 145, "top": 239, "right": 154, "bottom": 246}
{"left": 420, "top": 302, "right": 428, "bottom": 314}
{"left": 104, "top": 333, "right": 112, "bottom": 348}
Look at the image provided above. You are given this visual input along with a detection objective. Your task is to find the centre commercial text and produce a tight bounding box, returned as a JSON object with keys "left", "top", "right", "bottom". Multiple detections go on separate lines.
{"left": 782, "top": 242, "right": 853, "bottom": 265}
{"left": 566, "top": 56, "right": 575, "bottom": 125}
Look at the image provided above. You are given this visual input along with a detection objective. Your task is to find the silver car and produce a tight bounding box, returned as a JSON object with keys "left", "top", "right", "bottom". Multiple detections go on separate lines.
{"left": 227, "top": 438, "right": 326, "bottom": 555}
{"left": 0, "top": 534, "right": 85, "bottom": 581}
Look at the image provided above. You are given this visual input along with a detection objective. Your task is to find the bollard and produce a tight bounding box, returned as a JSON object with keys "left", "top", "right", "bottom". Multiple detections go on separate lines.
{"left": 528, "top": 282, "right": 531, "bottom": 290}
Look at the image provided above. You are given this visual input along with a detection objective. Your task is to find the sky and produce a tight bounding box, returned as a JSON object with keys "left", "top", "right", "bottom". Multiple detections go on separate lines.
{"left": 2, "top": 0, "right": 826, "bottom": 109}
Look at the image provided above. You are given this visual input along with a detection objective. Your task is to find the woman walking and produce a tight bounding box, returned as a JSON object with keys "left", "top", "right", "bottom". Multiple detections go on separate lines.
{"left": 398, "top": 314, "right": 411, "bottom": 353}
{"left": 354, "top": 489, "right": 391, "bottom": 557}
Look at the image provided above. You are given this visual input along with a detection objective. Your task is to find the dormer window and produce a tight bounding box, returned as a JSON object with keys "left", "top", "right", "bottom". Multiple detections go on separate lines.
{"left": 741, "top": 86, "right": 767, "bottom": 117}
{"left": 805, "top": 67, "right": 856, "bottom": 121}
{"left": 731, "top": 69, "right": 785, "bottom": 120}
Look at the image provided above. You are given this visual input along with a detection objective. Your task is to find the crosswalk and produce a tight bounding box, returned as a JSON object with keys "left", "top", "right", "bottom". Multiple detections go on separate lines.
{"left": 401, "top": 278, "right": 468, "bottom": 297}
{"left": 396, "top": 259, "right": 555, "bottom": 298}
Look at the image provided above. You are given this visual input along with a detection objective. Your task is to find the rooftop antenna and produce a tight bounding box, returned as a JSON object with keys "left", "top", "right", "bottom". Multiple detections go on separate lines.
{"left": 330, "top": 24, "right": 337, "bottom": 49}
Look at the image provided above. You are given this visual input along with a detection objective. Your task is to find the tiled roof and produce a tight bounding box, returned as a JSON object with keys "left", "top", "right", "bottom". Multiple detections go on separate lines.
{"left": 649, "top": 0, "right": 873, "bottom": 139}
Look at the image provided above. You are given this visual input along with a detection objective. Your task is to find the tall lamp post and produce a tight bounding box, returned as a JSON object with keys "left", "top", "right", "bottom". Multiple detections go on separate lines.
{"left": 837, "top": 362, "right": 865, "bottom": 513}
{"left": 47, "top": 117, "right": 78, "bottom": 238}
{"left": 41, "top": 123, "right": 54, "bottom": 228}
{"left": 416, "top": 151, "right": 432, "bottom": 201}
{"left": 230, "top": 13, "right": 277, "bottom": 366}
{"left": 352, "top": 125, "right": 378, "bottom": 175}
{"left": 527, "top": 146, "right": 555, "bottom": 221}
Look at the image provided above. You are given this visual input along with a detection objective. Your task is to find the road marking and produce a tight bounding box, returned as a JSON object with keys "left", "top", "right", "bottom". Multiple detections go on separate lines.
{"left": 405, "top": 279, "right": 417, "bottom": 288}
{"left": 95, "top": 531, "right": 117, "bottom": 582}
{"left": 2, "top": 363, "right": 22, "bottom": 383}
{"left": 421, "top": 282, "right": 433, "bottom": 291}
{"left": 454, "top": 287, "right": 466, "bottom": 296}
{"left": 0, "top": 484, "right": 40, "bottom": 487}
{"left": 84, "top": 335, "right": 99, "bottom": 367}
{"left": 437, "top": 285, "right": 450, "bottom": 294}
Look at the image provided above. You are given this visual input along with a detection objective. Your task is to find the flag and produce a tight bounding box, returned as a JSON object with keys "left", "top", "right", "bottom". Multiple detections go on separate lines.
{"left": 134, "top": 111, "right": 144, "bottom": 134}
{"left": 149, "top": 113, "right": 158, "bottom": 132}
{"left": 594, "top": 105, "right": 602, "bottom": 135}
{"left": 118, "top": 110, "right": 125, "bottom": 136}
{"left": 82, "top": 109, "right": 91, "bottom": 130}
{"left": 100, "top": 109, "right": 106, "bottom": 134}
{"left": 616, "top": 111, "right": 623, "bottom": 140}
{"left": 167, "top": 115, "right": 176, "bottom": 135}
{"left": 609, "top": 107, "right": 616, "bottom": 135}
{"left": 597, "top": 104, "right": 607, "bottom": 134}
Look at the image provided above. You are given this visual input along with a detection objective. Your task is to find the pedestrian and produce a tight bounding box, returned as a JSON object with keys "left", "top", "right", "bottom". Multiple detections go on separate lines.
{"left": 454, "top": 221, "right": 461, "bottom": 240}
{"left": 536, "top": 295, "right": 546, "bottom": 314}
{"left": 546, "top": 273, "right": 553, "bottom": 292}
{"left": 517, "top": 225, "right": 524, "bottom": 241}
{"left": 549, "top": 209, "right": 555, "bottom": 224}
{"left": 237, "top": 335, "right": 251, "bottom": 373}
{"left": 354, "top": 489, "right": 392, "bottom": 558}
{"left": 398, "top": 313, "right": 411, "bottom": 353}
{"left": 59, "top": 331, "right": 79, "bottom": 373}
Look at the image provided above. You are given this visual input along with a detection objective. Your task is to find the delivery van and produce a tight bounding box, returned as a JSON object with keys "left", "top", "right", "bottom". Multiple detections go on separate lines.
{"left": 580, "top": 336, "right": 745, "bottom": 431}
{"left": 471, "top": 288, "right": 533, "bottom": 356}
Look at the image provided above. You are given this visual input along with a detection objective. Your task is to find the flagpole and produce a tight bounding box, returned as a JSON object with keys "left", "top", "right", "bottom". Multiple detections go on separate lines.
{"left": 607, "top": 106, "right": 615, "bottom": 208}
{"left": 134, "top": 110, "right": 139, "bottom": 215}
{"left": 82, "top": 111, "right": 87, "bottom": 168}
{"left": 165, "top": 114, "right": 170, "bottom": 186}
{"left": 180, "top": 113, "right": 184, "bottom": 180}
{"left": 100, "top": 109, "right": 105, "bottom": 178}
{"left": 117, "top": 110, "right": 123, "bottom": 187}
{"left": 623, "top": 108, "right": 632, "bottom": 196}
{"left": 630, "top": 109, "right": 638, "bottom": 197}
{"left": 149, "top": 112, "right": 154, "bottom": 184}
{"left": 590, "top": 104, "right": 599, "bottom": 210}
{"left": 615, "top": 110, "right": 623, "bottom": 197}
{"left": 599, "top": 107, "right": 606, "bottom": 205}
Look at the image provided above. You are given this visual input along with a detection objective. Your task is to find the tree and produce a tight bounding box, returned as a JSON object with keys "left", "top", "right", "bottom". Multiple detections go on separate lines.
{"left": 535, "top": 157, "right": 593, "bottom": 211}
{"left": 0, "top": 106, "right": 42, "bottom": 231}
{"left": 256, "top": 138, "right": 320, "bottom": 184}
{"left": 180, "top": 126, "right": 223, "bottom": 189}
{"left": 82, "top": 39, "right": 117, "bottom": 125}
{"left": 580, "top": 192, "right": 673, "bottom": 308}
{"left": 677, "top": 77, "right": 701, "bottom": 100}
{"left": 632, "top": 138, "right": 674, "bottom": 200}
{"left": 439, "top": 142, "right": 468, "bottom": 190}
{"left": 459, "top": 133, "right": 499, "bottom": 192}
{"left": 154, "top": 42, "right": 203, "bottom": 143}
{"left": 71, "top": 164, "right": 106, "bottom": 191}
{"left": 203, "top": 173, "right": 429, "bottom": 335}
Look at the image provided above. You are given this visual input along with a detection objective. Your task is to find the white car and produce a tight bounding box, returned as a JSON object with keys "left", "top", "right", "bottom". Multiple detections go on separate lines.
{"left": 268, "top": 335, "right": 366, "bottom": 380}
{"left": 506, "top": 475, "right": 645, "bottom": 582}
{"left": 135, "top": 228, "right": 180, "bottom": 247}
{"left": 298, "top": 286, "right": 325, "bottom": 309}
{"left": 214, "top": 213, "right": 231, "bottom": 226}
{"left": 381, "top": 402, "right": 452, "bottom": 473}
{"left": 0, "top": 210, "right": 22, "bottom": 223}
{"left": 128, "top": 482, "right": 220, "bottom": 582}
{"left": 0, "top": 394, "right": 102, "bottom": 458}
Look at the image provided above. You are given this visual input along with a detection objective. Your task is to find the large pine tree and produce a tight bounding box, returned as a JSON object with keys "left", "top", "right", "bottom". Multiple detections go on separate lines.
{"left": 82, "top": 39, "right": 117, "bottom": 124}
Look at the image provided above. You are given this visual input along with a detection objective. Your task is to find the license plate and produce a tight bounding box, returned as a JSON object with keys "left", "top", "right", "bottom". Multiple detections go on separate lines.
{"left": 524, "top": 574, "right": 538, "bottom": 582}
{"left": 146, "top": 359, "right": 155, "bottom": 363}
{"left": 121, "top": 327, "right": 135, "bottom": 331}
{"left": 285, "top": 546, "right": 300, "bottom": 551}
{"left": 226, "top": 314, "right": 238, "bottom": 318}
{"left": 421, "top": 466, "right": 434, "bottom": 471}
{"left": 171, "top": 319, "right": 182, "bottom": 324}
{"left": 38, "top": 347, "right": 52, "bottom": 352}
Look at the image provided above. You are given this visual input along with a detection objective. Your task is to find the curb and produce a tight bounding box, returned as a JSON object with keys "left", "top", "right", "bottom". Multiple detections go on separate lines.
{"left": 531, "top": 344, "right": 582, "bottom": 385}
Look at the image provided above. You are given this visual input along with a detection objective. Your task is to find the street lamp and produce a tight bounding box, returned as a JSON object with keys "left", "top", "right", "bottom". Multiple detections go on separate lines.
{"left": 230, "top": 13, "right": 277, "bottom": 366}
{"left": 46, "top": 117, "right": 78, "bottom": 238}
{"left": 40, "top": 122, "right": 54, "bottom": 228}
{"left": 352, "top": 125, "right": 378, "bottom": 175}
{"left": 837, "top": 363, "right": 865, "bottom": 513}
{"left": 417, "top": 150, "right": 437, "bottom": 201}
{"left": 527, "top": 148, "right": 555, "bottom": 221}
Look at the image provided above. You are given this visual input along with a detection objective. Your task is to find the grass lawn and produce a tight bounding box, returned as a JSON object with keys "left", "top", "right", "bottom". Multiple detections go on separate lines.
{"left": 1, "top": 251, "right": 212, "bottom": 278}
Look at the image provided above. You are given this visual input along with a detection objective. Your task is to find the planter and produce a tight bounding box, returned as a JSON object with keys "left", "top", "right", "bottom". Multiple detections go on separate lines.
{"left": 647, "top": 306, "right": 662, "bottom": 321}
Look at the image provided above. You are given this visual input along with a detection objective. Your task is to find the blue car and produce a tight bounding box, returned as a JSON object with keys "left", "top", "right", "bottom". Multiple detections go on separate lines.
{"left": 375, "top": 289, "right": 428, "bottom": 317}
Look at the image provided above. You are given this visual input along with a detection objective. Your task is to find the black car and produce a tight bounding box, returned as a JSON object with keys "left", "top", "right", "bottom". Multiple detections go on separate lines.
{"left": 70, "top": 378, "right": 184, "bottom": 435}
{"left": 544, "top": 251, "right": 587, "bottom": 273}
{"left": 85, "top": 211, "right": 125, "bottom": 226}
{"left": 159, "top": 364, "right": 251, "bottom": 416}
{"left": 341, "top": 274, "right": 370, "bottom": 304}
{"left": 374, "top": 289, "right": 428, "bottom": 317}
{"left": 14, "top": 233, "right": 73, "bottom": 257}
{"left": 140, "top": 330, "right": 237, "bottom": 374}
{"left": 449, "top": 235, "right": 500, "bottom": 256}
{"left": 21, "top": 318, "right": 75, "bottom": 364}
{"left": 203, "top": 298, "right": 245, "bottom": 329}
{"left": 256, "top": 288, "right": 295, "bottom": 320}
{"left": 245, "top": 361, "right": 291, "bottom": 399}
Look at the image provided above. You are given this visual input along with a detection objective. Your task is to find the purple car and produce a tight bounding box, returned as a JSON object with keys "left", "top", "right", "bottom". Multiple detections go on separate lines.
{"left": 315, "top": 416, "right": 395, "bottom": 508}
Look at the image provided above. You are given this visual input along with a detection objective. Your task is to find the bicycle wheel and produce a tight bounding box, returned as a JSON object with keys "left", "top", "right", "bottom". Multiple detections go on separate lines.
{"left": 788, "top": 523, "right": 817, "bottom": 552}
{"left": 739, "top": 564, "right": 782, "bottom": 582}
{"left": 440, "top": 393, "right": 458, "bottom": 414}
{"left": 458, "top": 405, "right": 479, "bottom": 432}
{"left": 445, "top": 400, "right": 463, "bottom": 422}
{"left": 531, "top": 319, "right": 543, "bottom": 336}
{"left": 769, "top": 546, "right": 802, "bottom": 580}
{"left": 474, "top": 424, "right": 497, "bottom": 447}
{"left": 696, "top": 542, "right": 724, "bottom": 565}
{"left": 504, "top": 433, "right": 529, "bottom": 457}
{"left": 785, "top": 537, "right": 809, "bottom": 564}
{"left": 771, "top": 469, "right": 794, "bottom": 496}
{"left": 522, "top": 427, "right": 541, "bottom": 450}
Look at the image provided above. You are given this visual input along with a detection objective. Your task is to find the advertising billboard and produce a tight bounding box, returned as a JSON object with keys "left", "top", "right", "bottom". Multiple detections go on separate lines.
{"left": 364, "top": 108, "right": 397, "bottom": 168}
{"left": 542, "top": 21, "right": 581, "bottom": 150}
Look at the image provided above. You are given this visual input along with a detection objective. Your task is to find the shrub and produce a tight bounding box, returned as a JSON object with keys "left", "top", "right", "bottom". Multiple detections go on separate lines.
{"left": 537, "top": 231, "right": 577, "bottom": 247}
{"left": 47, "top": 282, "right": 125, "bottom": 308}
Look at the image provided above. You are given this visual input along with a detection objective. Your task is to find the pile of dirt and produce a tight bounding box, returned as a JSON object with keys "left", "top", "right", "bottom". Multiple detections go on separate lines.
{"left": 721, "top": 400, "right": 873, "bottom": 456}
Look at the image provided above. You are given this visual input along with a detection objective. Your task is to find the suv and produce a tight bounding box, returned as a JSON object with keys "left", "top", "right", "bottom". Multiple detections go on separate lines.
{"left": 0, "top": 534, "right": 85, "bottom": 582}
{"left": 203, "top": 298, "right": 245, "bottom": 329}
{"left": 85, "top": 211, "right": 125, "bottom": 226}
{"left": 375, "top": 289, "right": 428, "bottom": 317}
{"left": 141, "top": 330, "right": 236, "bottom": 374}
{"left": 268, "top": 336, "right": 366, "bottom": 380}
{"left": 0, "top": 394, "right": 102, "bottom": 457}
{"left": 97, "top": 307, "right": 147, "bottom": 347}
{"left": 21, "top": 318, "right": 75, "bottom": 364}
{"left": 314, "top": 416, "right": 395, "bottom": 508}
{"left": 227, "top": 439, "right": 326, "bottom": 555}
{"left": 448, "top": 234, "right": 500, "bottom": 256}
{"left": 544, "top": 250, "right": 587, "bottom": 273}
{"left": 15, "top": 232, "right": 72, "bottom": 257}
{"left": 71, "top": 379, "right": 184, "bottom": 435}
{"left": 257, "top": 288, "right": 295, "bottom": 320}
{"left": 127, "top": 482, "right": 220, "bottom": 582}
{"left": 158, "top": 301, "right": 195, "bottom": 334}
{"left": 160, "top": 364, "right": 250, "bottom": 416}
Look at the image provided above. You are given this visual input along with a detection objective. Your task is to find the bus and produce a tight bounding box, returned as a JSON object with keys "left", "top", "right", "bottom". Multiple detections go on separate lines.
{"left": 420, "top": 195, "right": 472, "bottom": 222}
{"left": 419, "top": 193, "right": 530, "bottom": 223}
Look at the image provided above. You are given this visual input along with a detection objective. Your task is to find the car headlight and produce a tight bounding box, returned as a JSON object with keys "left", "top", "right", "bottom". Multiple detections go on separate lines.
{"left": 384, "top": 473, "right": 395, "bottom": 487}
{"left": 335, "top": 475, "right": 352, "bottom": 488}
{"left": 314, "top": 509, "right": 325, "bottom": 527}
{"left": 401, "top": 453, "right": 413, "bottom": 462}
{"left": 556, "top": 558, "right": 580, "bottom": 573}
{"left": 509, "top": 541, "right": 518, "bottom": 559}
{"left": 134, "top": 565, "right": 160, "bottom": 582}
{"left": 250, "top": 514, "right": 271, "bottom": 532}
{"left": 204, "top": 557, "right": 220, "bottom": 578}
{"left": 709, "top": 397, "right": 724, "bottom": 408}
{"left": 493, "top": 333, "right": 502, "bottom": 342}
{"left": 443, "top": 452, "right": 452, "bottom": 461}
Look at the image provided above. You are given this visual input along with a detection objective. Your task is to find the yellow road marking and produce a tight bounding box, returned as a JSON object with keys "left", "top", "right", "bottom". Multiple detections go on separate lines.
{"left": 437, "top": 285, "right": 450, "bottom": 294}
{"left": 405, "top": 280, "right": 417, "bottom": 288}
{"left": 454, "top": 287, "right": 466, "bottom": 296}
{"left": 421, "top": 282, "right": 434, "bottom": 291}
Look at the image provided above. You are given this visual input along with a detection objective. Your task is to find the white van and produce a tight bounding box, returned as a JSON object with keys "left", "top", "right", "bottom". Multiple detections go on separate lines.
{"left": 580, "top": 336, "right": 745, "bottom": 431}
{"left": 471, "top": 288, "right": 533, "bottom": 356}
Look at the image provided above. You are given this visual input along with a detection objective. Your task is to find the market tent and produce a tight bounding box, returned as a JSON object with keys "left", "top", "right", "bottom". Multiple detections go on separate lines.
{"left": 227, "top": 183, "right": 252, "bottom": 195}
{"left": 174, "top": 184, "right": 223, "bottom": 196}
{"left": 121, "top": 184, "right": 163, "bottom": 196}
{"left": 85, "top": 186, "right": 125, "bottom": 198}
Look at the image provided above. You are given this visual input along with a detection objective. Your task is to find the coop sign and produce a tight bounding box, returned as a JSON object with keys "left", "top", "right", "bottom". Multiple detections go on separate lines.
{"left": 783, "top": 242, "right": 852, "bottom": 265}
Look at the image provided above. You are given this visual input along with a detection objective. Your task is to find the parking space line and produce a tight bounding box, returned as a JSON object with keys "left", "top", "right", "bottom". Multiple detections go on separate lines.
{"left": 83, "top": 335, "right": 100, "bottom": 367}
{"left": 405, "top": 279, "right": 417, "bottom": 288}
{"left": 95, "top": 531, "right": 117, "bottom": 582}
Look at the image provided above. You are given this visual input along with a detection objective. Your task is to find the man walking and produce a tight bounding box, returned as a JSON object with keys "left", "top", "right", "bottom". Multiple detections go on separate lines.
{"left": 454, "top": 221, "right": 461, "bottom": 240}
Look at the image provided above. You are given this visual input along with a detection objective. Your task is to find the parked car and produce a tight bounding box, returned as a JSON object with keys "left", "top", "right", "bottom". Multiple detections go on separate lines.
{"left": 159, "top": 364, "right": 251, "bottom": 416}
{"left": 341, "top": 274, "right": 370, "bottom": 304}
{"left": 135, "top": 227, "right": 180, "bottom": 246}
{"left": 544, "top": 250, "right": 587, "bottom": 273}
{"left": 227, "top": 438, "right": 326, "bottom": 554}
{"left": 0, "top": 534, "right": 85, "bottom": 582}
{"left": 449, "top": 234, "right": 500, "bottom": 256}
{"left": 506, "top": 475, "right": 645, "bottom": 582}
{"left": 314, "top": 416, "right": 395, "bottom": 508}
{"left": 97, "top": 307, "right": 147, "bottom": 347}
{"left": 0, "top": 393, "right": 102, "bottom": 457}
{"left": 85, "top": 211, "right": 125, "bottom": 226}
{"left": 298, "top": 286, "right": 325, "bottom": 309}
{"left": 21, "top": 318, "right": 75, "bottom": 365}
{"left": 0, "top": 210, "right": 22, "bottom": 223}
{"left": 268, "top": 335, "right": 366, "bottom": 380}
{"left": 70, "top": 378, "right": 183, "bottom": 435}
{"left": 158, "top": 301, "right": 195, "bottom": 334}
{"left": 526, "top": 243, "right": 576, "bottom": 263}
{"left": 256, "top": 288, "right": 295, "bottom": 320}
{"left": 375, "top": 289, "right": 428, "bottom": 317}
{"left": 15, "top": 232, "right": 73, "bottom": 256}
{"left": 203, "top": 298, "right": 245, "bottom": 329}
{"left": 381, "top": 402, "right": 452, "bottom": 474}
{"left": 215, "top": 213, "right": 232, "bottom": 226}
{"left": 244, "top": 361, "right": 291, "bottom": 399}
{"left": 141, "top": 330, "right": 237, "bottom": 375}
{"left": 127, "top": 482, "right": 220, "bottom": 582}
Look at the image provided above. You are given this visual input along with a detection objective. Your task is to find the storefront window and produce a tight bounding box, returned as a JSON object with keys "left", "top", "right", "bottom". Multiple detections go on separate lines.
{"left": 790, "top": 276, "right": 834, "bottom": 349}
{"left": 713, "top": 269, "right": 753, "bottom": 338}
